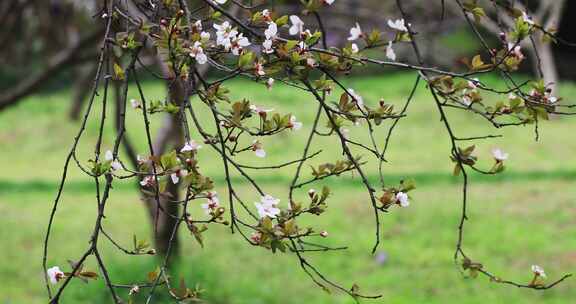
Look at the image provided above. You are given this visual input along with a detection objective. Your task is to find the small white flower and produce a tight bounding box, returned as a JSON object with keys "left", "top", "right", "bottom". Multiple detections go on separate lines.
{"left": 140, "top": 175, "right": 155, "bottom": 187}
{"left": 308, "top": 189, "right": 316, "bottom": 197}
{"left": 347, "top": 23, "right": 362, "bottom": 41}
{"left": 462, "top": 95, "right": 472, "bottom": 106}
{"left": 200, "top": 31, "right": 211, "bottom": 42}
{"left": 289, "top": 115, "right": 302, "bottom": 131}
{"left": 201, "top": 191, "right": 221, "bottom": 215}
{"left": 531, "top": 265, "right": 546, "bottom": 278}
{"left": 266, "top": 78, "right": 275, "bottom": 90}
{"left": 214, "top": 21, "right": 237, "bottom": 49}
{"left": 180, "top": 140, "right": 202, "bottom": 152}
{"left": 347, "top": 88, "right": 364, "bottom": 109}
{"left": 214, "top": 0, "right": 227, "bottom": 4}
{"left": 252, "top": 140, "right": 266, "bottom": 158}
{"left": 323, "top": 0, "right": 335, "bottom": 5}
{"left": 47, "top": 266, "right": 65, "bottom": 284}
{"left": 230, "top": 33, "right": 250, "bottom": 55}
{"left": 491, "top": 148, "right": 509, "bottom": 162}
{"left": 264, "top": 22, "right": 277, "bottom": 40}
{"left": 351, "top": 43, "right": 359, "bottom": 54}
{"left": 170, "top": 169, "right": 187, "bottom": 184}
{"left": 386, "top": 41, "right": 396, "bottom": 61}
{"left": 522, "top": 12, "right": 534, "bottom": 25}
{"left": 129, "top": 285, "right": 140, "bottom": 296}
{"left": 250, "top": 105, "right": 274, "bottom": 115}
{"left": 254, "top": 62, "right": 266, "bottom": 76}
{"left": 193, "top": 20, "right": 202, "bottom": 32}
{"left": 111, "top": 160, "right": 123, "bottom": 171}
{"left": 262, "top": 9, "right": 271, "bottom": 19}
{"left": 105, "top": 150, "right": 114, "bottom": 161}
{"left": 189, "top": 41, "right": 208, "bottom": 64}
{"left": 255, "top": 194, "right": 281, "bottom": 218}
{"left": 306, "top": 57, "right": 316, "bottom": 67}
{"left": 262, "top": 39, "right": 274, "bottom": 54}
{"left": 396, "top": 191, "right": 410, "bottom": 207}
{"left": 387, "top": 18, "right": 408, "bottom": 32}
{"left": 130, "top": 99, "right": 141, "bottom": 109}
{"left": 289, "top": 15, "right": 305, "bottom": 36}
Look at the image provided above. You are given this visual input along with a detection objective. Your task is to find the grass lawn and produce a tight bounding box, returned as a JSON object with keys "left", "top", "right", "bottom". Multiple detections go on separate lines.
{"left": 0, "top": 72, "right": 575, "bottom": 303}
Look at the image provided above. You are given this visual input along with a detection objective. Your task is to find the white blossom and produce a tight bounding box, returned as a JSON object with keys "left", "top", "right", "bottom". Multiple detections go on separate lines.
{"left": 214, "top": 21, "right": 237, "bottom": 49}
{"left": 255, "top": 194, "right": 281, "bottom": 218}
{"left": 170, "top": 169, "right": 187, "bottom": 184}
{"left": 230, "top": 33, "right": 250, "bottom": 55}
{"left": 387, "top": 18, "right": 408, "bottom": 32}
{"left": 200, "top": 31, "right": 211, "bottom": 42}
{"left": 323, "top": 0, "right": 335, "bottom": 5}
{"left": 386, "top": 41, "right": 396, "bottom": 61}
{"left": 491, "top": 148, "right": 509, "bottom": 162}
{"left": 130, "top": 99, "right": 141, "bottom": 109}
{"left": 347, "top": 88, "right": 364, "bottom": 109}
{"left": 347, "top": 23, "right": 362, "bottom": 41}
{"left": 351, "top": 43, "right": 359, "bottom": 54}
{"left": 289, "top": 15, "right": 305, "bottom": 36}
{"left": 254, "top": 62, "right": 265, "bottom": 76}
{"left": 140, "top": 175, "right": 155, "bottom": 187}
{"left": 129, "top": 285, "right": 140, "bottom": 296}
{"left": 289, "top": 115, "right": 302, "bottom": 131}
{"left": 252, "top": 140, "right": 266, "bottom": 158}
{"left": 180, "top": 140, "right": 202, "bottom": 152}
{"left": 531, "top": 265, "right": 546, "bottom": 278}
{"left": 201, "top": 191, "right": 220, "bottom": 215}
{"left": 47, "top": 266, "right": 65, "bottom": 284}
{"left": 264, "top": 22, "right": 277, "bottom": 40}
{"left": 522, "top": 12, "right": 534, "bottom": 25}
{"left": 266, "top": 78, "right": 275, "bottom": 90}
{"left": 189, "top": 41, "right": 208, "bottom": 64}
{"left": 262, "top": 39, "right": 274, "bottom": 54}
{"left": 396, "top": 191, "right": 410, "bottom": 207}
{"left": 214, "top": 0, "right": 227, "bottom": 4}
{"left": 250, "top": 105, "right": 274, "bottom": 115}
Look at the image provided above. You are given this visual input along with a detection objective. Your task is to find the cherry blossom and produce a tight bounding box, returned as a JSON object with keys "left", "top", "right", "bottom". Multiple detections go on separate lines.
{"left": 254, "top": 62, "right": 265, "bottom": 76}
{"left": 252, "top": 140, "right": 266, "bottom": 158}
{"left": 180, "top": 140, "right": 202, "bottom": 152}
{"left": 266, "top": 77, "right": 274, "bottom": 90}
{"left": 289, "top": 15, "right": 304, "bottom": 36}
{"left": 189, "top": 41, "right": 208, "bottom": 64}
{"left": 230, "top": 33, "right": 251, "bottom": 55}
{"left": 351, "top": 43, "right": 359, "bottom": 54}
{"left": 201, "top": 191, "right": 221, "bottom": 215}
{"left": 347, "top": 23, "right": 362, "bottom": 41}
{"left": 491, "top": 148, "right": 509, "bottom": 162}
{"left": 47, "top": 266, "right": 65, "bottom": 284}
{"left": 140, "top": 175, "right": 155, "bottom": 187}
{"left": 308, "top": 188, "right": 316, "bottom": 197}
{"left": 250, "top": 232, "right": 262, "bottom": 243}
{"left": 289, "top": 115, "right": 302, "bottom": 131}
{"left": 386, "top": 41, "right": 396, "bottom": 61}
{"left": 130, "top": 98, "right": 141, "bottom": 109}
{"left": 396, "top": 191, "right": 410, "bottom": 207}
{"left": 522, "top": 11, "right": 534, "bottom": 25}
{"left": 531, "top": 265, "right": 546, "bottom": 278}
{"left": 170, "top": 169, "right": 188, "bottom": 184}
{"left": 214, "top": 21, "right": 237, "bottom": 49}
{"left": 262, "top": 39, "right": 274, "bottom": 54}
{"left": 249, "top": 104, "right": 274, "bottom": 116}
{"left": 264, "top": 22, "right": 277, "bottom": 40}
{"left": 255, "top": 194, "right": 281, "bottom": 218}
{"left": 347, "top": 88, "right": 364, "bottom": 109}
{"left": 387, "top": 18, "right": 408, "bottom": 32}
{"left": 105, "top": 150, "right": 123, "bottom": 171}
{"left": 129, "top": 285, "right": 140, "bottom": 296}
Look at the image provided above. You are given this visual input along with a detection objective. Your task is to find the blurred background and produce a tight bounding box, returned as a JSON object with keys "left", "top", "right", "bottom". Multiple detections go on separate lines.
{"left": 1, "top": 0, "right": 575, "bottom": 303}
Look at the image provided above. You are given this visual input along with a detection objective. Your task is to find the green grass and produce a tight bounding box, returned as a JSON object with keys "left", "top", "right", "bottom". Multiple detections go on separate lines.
{"left": 0, "top": 72, "right": 575, "bottom": 303}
